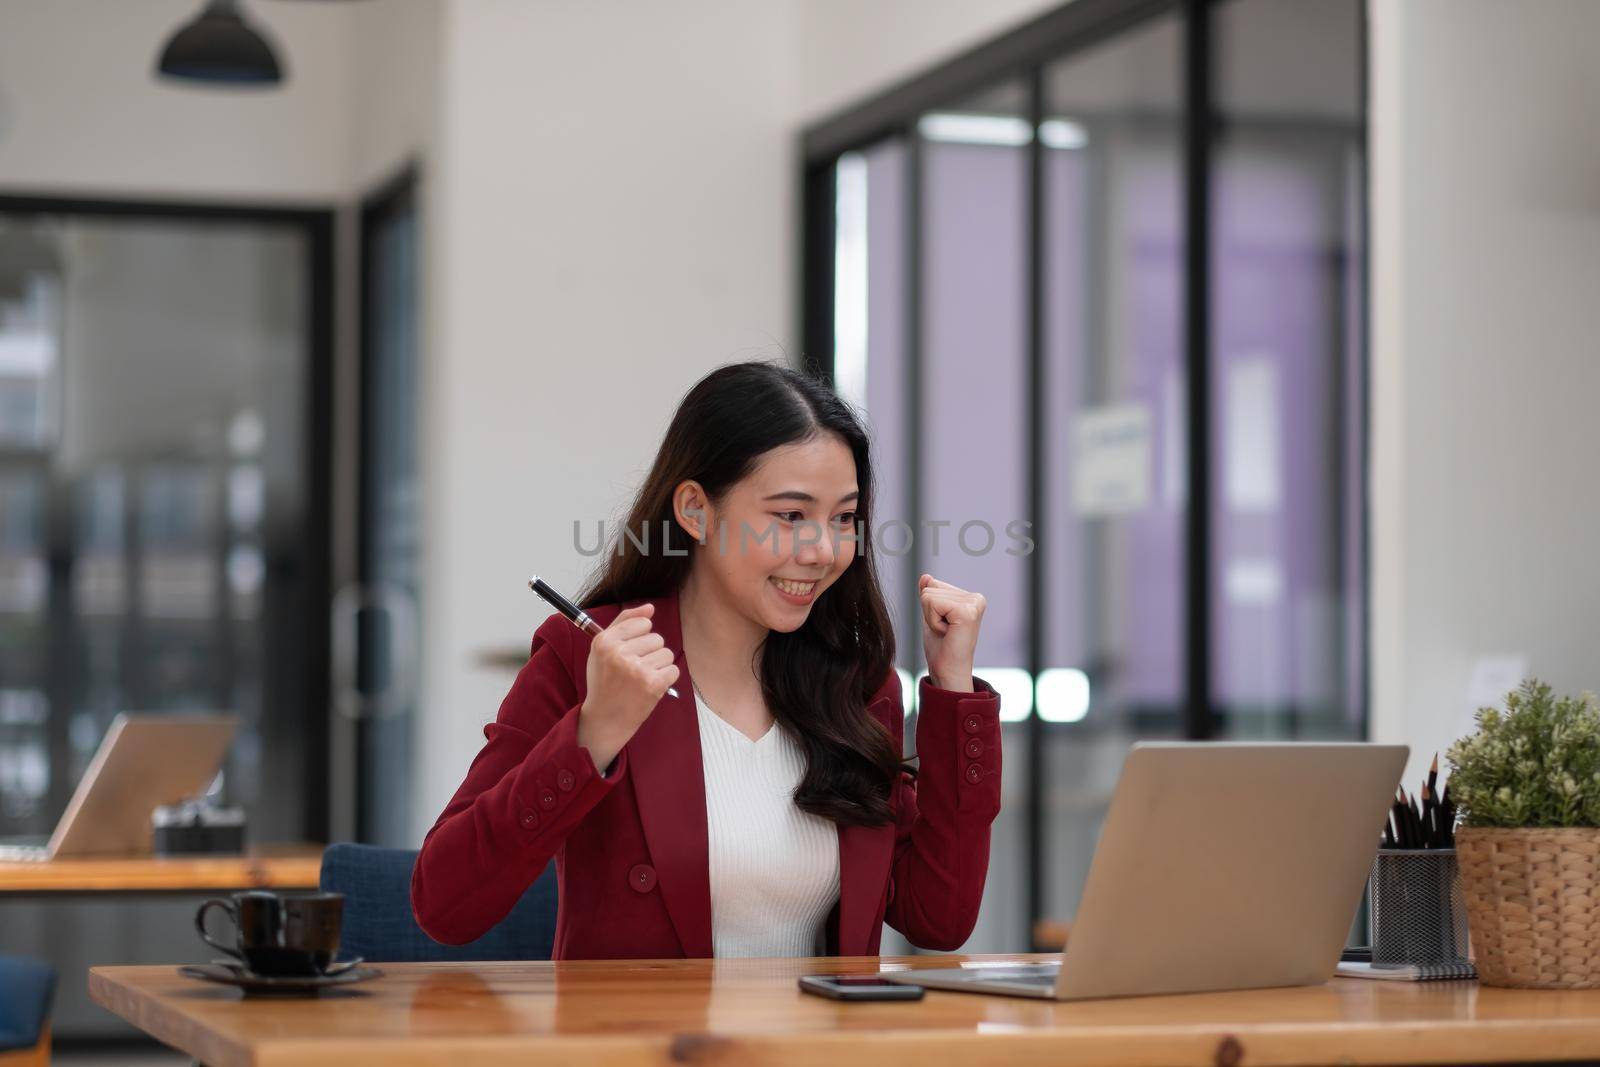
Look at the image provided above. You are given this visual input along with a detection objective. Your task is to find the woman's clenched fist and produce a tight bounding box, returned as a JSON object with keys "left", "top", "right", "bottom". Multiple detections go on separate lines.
{"left": 576, "top": 603, "right": 679, "bottom": 772}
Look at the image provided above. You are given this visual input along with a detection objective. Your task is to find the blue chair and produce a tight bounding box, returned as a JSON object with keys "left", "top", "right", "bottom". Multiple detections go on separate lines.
{"left": 319, "top": 843, "right": 558, "bottom": 962}
{"left": 0, "top": 955, "right": 56, "bottom": 1066}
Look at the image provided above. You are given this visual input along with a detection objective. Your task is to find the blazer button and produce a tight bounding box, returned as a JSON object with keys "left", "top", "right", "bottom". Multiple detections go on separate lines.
{"left": 964, "top": 737, "right": 984, "bottom": 759}
{"left": 964, "top": 763, "right": 983, "bottom": 785}
{"left": 556, "top": 769, "right": 576, "bottom": 792}
{"left": 519, "top": 808, "right": 539, "bottom": 830}
{"left": 628, "top": 863, "right": 657, "bottom": 893}
{"left": 962, "top": 713, "right": 983, "bottom": 735}
{"left": 539, "top": 788, "right": 558, "bottom": 811}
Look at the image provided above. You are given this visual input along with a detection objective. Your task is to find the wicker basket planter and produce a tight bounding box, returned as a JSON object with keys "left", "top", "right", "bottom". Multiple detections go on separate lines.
{"left": 1456, "top": 826, "right": 1600, "bottom": 988}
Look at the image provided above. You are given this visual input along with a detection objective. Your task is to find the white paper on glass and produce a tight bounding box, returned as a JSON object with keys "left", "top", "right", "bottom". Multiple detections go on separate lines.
{"left": 1072, "top": 403, "right": 1152, "bottom": 516}
{"left": 1224, "top": 356, "right": 1282, "bottom": 513}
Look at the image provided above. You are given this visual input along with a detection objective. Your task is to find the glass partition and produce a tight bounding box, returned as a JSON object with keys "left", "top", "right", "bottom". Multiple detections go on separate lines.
{"left": 805, "top": 0, "right": 1367, "bottom": 952}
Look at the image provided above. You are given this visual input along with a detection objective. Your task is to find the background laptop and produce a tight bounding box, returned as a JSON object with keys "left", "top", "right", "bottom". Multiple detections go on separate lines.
{"left": 886, "top": 741, "right": 1408, "bottom": 1001}
{"left": 0, "top": 713, "right": 238, "bottom": 862}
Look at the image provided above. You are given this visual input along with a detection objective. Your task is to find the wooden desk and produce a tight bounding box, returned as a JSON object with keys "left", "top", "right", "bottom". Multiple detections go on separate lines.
{"left": 87, "top": 952, "right": 1600, "bottom": 1067}
{"left": 0, "top": 845, "right": 323, "bottom": 897}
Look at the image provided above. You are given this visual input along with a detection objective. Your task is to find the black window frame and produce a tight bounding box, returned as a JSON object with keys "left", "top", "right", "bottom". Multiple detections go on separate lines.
{"left": 353, "top": 162, "right": 421, "bottom": 845}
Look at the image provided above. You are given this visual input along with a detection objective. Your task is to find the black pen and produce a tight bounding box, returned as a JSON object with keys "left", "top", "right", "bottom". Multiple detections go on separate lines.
{"left": 528, "top": 576, "right": 680, "bottom": 699}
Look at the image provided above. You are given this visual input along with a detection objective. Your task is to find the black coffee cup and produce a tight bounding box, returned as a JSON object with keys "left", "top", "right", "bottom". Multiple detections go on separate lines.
{"left": 196, "top": 890, "right": 344, "bottom": 977}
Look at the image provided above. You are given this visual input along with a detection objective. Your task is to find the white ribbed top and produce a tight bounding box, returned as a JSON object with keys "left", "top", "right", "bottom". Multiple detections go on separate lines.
{"left": 694, "top": 687, "right": 840, "bottom": 958}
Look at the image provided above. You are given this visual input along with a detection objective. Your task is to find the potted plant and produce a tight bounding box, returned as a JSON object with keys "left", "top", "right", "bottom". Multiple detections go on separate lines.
{"left": 1447, "top": 679, "right": 1600, "bottom": 988}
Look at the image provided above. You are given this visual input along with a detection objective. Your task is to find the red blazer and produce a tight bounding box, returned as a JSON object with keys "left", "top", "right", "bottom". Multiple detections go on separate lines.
{"left": 411, "top": 586, "right": 1003, "bottom": 958}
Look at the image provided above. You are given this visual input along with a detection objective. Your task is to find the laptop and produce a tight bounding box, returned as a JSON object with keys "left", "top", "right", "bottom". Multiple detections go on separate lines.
{"left": 885, "top": 741, "right": 1408, "bottom": 1000}
{"left": 0, "top": 713, "right": 238, "bottom": 862}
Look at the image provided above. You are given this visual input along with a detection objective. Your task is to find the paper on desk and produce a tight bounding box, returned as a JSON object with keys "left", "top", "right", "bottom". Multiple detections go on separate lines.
{"left": 1335, "top": 961, "right": 1477, "bottom": 982}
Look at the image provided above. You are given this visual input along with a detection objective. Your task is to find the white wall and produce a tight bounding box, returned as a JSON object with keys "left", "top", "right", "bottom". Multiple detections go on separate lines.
{"left": 794, "top": 0, "right": 1064, "bottom": 122}
{"left": 348, "top": 0, "right": 441, "bottom": 194}
{"left": 0, "top": 0, "right": 358, "bottom": 201}
{"left": 413, "top": 0, "right": 802, "bottom": 834}
{"left": 0, "top": 0, "right": 433, "bottom": 198}
{"left": 1369, "top": 0, "right": 1600, "bottom": 788}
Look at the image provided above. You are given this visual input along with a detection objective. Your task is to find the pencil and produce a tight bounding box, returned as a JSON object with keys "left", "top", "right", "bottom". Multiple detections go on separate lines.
{"left": 1395, "top": 790, "right": 1413, "bottom": 848}
{"left": 1425, "top": 754, "right": 1441, "bottom": 848}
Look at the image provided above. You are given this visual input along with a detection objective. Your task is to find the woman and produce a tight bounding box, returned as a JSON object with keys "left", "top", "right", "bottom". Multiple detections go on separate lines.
{"left": 412, "top": 361, "right": 1001, "bottom": 959}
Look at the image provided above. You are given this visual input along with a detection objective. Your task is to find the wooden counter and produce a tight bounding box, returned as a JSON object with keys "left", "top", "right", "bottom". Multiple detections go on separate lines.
{"left": 87, "top": 952, "right": 1600, "bottom": 1067}
{"left": 0, "top": 845, "right": 323, "bottom": 896}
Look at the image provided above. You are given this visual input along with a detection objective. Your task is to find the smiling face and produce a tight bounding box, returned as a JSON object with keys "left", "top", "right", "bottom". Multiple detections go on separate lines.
{"left": 674, "top": 433, "right": 861, "bottom": 634}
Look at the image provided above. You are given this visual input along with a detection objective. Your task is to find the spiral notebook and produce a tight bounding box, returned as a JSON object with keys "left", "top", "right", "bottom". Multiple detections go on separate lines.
{"left": 1335, "top": 959, "right": 1478, "bottom": 981}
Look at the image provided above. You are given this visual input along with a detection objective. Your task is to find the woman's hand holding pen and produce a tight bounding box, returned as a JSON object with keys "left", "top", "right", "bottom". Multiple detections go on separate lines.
{"left": 919, "top": 573, "right": 985, "bottom": 693}
{"left": 577, "top": 603, "right": 680, "bottom": 771}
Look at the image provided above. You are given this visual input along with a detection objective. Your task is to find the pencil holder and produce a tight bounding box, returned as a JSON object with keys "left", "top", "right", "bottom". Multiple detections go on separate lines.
{"left": 1369, "top": 848, "right": 1470, "bottom": 967}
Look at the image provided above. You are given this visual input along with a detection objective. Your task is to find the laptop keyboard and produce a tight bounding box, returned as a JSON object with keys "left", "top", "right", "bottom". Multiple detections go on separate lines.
{"left": 967, "top": 964, "right": 1061, "bottom": 986}
{"left": 0, "top": 845, "right": 49, "bottom": 862}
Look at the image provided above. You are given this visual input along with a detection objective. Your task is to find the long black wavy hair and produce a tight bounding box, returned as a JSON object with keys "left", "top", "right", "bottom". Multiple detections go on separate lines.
{"left": 577, "top": 360, "right": 903, "bottom": 827}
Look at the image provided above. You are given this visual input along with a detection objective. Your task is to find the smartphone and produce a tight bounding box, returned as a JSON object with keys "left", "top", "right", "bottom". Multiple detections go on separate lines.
{"left": 797, "top": 974, "right": 924, "bottom": 1001}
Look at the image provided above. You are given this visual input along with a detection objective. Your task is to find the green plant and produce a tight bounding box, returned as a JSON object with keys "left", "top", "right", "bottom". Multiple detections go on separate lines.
{"left": 1446, "top": 679, "right": 1600, "bottom": 827}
